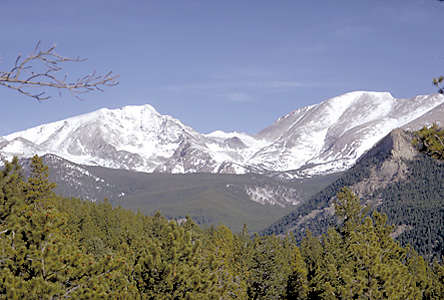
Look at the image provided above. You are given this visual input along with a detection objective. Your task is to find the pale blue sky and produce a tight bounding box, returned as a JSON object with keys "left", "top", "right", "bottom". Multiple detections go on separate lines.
{"left": 1, "top": 0, "right": 443, "bottom": 136}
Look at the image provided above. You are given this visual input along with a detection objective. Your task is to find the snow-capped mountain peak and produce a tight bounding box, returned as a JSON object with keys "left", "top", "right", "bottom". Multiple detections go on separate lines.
{"left": 2, "top": 92, "right": 444, "bottom": 178}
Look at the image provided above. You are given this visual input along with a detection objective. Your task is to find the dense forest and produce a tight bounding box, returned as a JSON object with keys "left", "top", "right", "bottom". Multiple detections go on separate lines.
{"left": 2, "top": 154, "right": 444, "bottom": 299}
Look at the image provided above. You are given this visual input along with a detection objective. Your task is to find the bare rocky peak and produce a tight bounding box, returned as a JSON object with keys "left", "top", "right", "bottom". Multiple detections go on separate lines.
{"left": 352, "top": 128, "right": 417, "bottom": 200}
{"left": 363, "top": 128, "right": 416, "bottom": 161}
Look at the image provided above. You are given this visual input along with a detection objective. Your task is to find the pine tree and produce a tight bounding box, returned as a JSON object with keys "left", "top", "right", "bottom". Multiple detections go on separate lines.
{"left": 22, "top": 155, "right": 57, "bottom": 208}
{"left": 286, "top": 245, "right": 308, "bottom": 299}
{"left": 202, "top": 224, "right": 250, "bottom": 299}
{"left": 0, "top": 157, "right": 23, "bottom": 235}
{"left": 433, "top": 75, "right": 444, "bottom": 94}
{"left": 413, "top": 123, "right": 444, "bottom": 160}
{"left": 0, "top": 157, "right": 127, "bottom": 299}
{"left": 301, "top": 187, "right": 427, "bottom": 299}
{"left": 133, "top": 217, "right": 220, "bottom": 299}
{"left": 246, "top": 234, "right": 291, "bottom": 300}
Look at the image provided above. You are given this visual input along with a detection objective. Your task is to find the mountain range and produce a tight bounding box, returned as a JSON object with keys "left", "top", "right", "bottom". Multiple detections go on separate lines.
{"left": 2, "top": 91, "right": 444, "bottom": 232}
{"left": 2, "top": 91, "right": 444, "bottom": 179}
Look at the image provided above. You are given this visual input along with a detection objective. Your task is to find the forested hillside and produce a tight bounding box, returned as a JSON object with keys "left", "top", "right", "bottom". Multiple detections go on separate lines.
{"left": 2, "top": 155, "right": 444, "bottom": 299}
{"left": 262, "top": 126, "right": 444, "bottom": 263}
{"left": 260, "top": 143, "right": 387, "bottom": 239}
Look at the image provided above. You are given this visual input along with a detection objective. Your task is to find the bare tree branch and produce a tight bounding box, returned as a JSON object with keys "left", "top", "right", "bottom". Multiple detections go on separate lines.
{"left": 434, "top": 133, "right": 444, "bottom": 147}
{"left": 0, "top": 41, "right": 119, "bottom": 101}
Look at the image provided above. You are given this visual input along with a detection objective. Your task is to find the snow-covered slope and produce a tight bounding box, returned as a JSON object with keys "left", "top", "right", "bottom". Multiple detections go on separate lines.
{"left": 2, "top": 92, "right": 444, "bottom": 177}
{"left": 253, "top": 92, "right": 444, "bottom": 176}
{"left": 2, "top": 104, "right": 265, "bottom": 174}
{"left": 4, "top": 105, "right": 204, "bottom": 172}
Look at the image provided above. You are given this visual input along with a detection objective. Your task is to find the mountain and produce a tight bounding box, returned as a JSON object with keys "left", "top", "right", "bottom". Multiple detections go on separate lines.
{"left": 261, "top": 128, "right": 417, "bottom": 235}
{"left": 2, "top": 91, "right": 444, "bottom": 178}
{"left": 261, "top": 127, "right": 444, "bottom": 260}
{"left": 252, "top": 92, "right": 444, "bottom": 176}
{"left": 5, "top": 91, "right": 444, "bottom": 235}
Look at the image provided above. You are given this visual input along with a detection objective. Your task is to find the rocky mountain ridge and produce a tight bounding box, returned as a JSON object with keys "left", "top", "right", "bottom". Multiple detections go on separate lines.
{"left": 261, "top": 127, "right": 423, "bottom": 235}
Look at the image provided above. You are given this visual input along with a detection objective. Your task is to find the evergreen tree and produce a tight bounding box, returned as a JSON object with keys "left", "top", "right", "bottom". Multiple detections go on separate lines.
{"left": 22, "top": 155, "right": 57, "bottom": 208}
{"left": 246, "top": 234, "right": 291, "bottom": 299}
{"left": 202, "top": 224, "right": 250, "bottom": 299}
{"left": 3, "top": 157, "right": 443, "bottom": 298}
{"left": 0, "top": 157, "right": 127, "bottom": 299}
{"left": 413, "top": 123, "right": 444, "bottom": 160}
{"left": 286, "top": 245, "right": 308, "bottom": 299}
{"left": 300, "top": 230, "right": 324, "bottom": 299}
{"left": 0, "top": 157, "right": 23, "bottom": 236}
{"left": 301, "top": 187, "right": 427, "bottom": 299}
{"left": 133, "top": 216, "right": 220, "bottom": 299}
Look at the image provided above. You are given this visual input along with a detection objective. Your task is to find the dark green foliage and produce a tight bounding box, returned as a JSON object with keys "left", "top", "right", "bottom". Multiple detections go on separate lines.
{"left": 378, "top": 148, "right": 444, "bottom": 260}
{"left": 22, "top": 154, "right": 57, "bottom": 207}
{"left": 0, "top": 157, "right": 23, "bottom": 231}
{"left": 246, "top": 234, "right": 292, "bottom": 299}
{"left": 414, "top": 123, "right": 444, "bottom": 160}
{"left": 286, "top": 245, "right": 308, "bottom": 299}
{"left": 133, "top": 218, "right": 219, "bottom": 298}
{"left": 300, "top": 188, "right": 428, "bottom": 299}
{"left": 3, "top": 157, "right": 444, "bottom": 298}
{"left": 0, "top": 156, "right": 127, "bottom": 299}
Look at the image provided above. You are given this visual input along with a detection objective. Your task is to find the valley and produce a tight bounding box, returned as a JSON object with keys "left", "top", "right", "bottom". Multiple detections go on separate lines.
{"left": 21, "top": 154, "right": 341, "bottom": 232}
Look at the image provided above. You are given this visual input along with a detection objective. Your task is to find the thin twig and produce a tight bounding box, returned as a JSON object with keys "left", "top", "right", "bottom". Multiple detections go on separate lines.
{"left": 434, "top": 134, "right": 444, "bottom": 147}
{"left": 0, "top": 41, "right": 119, "bottom": 101}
